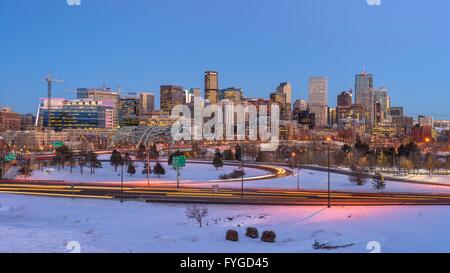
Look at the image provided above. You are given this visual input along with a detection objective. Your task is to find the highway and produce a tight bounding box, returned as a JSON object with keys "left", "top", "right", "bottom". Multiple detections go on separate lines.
{"left": 1, "top": 181, "right": 450, "bottom": 206}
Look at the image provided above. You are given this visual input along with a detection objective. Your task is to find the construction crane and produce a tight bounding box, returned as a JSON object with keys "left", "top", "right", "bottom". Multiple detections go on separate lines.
{"left": 44, "top": 74, "right": 64, "bottom": 149}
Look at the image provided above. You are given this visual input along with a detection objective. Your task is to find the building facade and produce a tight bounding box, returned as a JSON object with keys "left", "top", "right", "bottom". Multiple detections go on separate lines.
{"left": 160, "top": 85, "right": 184, "bottom": 113}
{"left": 308, "top": 77, "right": 328, "bottom": 127}
{"left": 0, "top": 107, "right": 20, "bottom": 132}
{"left": 205, "top": 71, "right": 219, "bottom": 104}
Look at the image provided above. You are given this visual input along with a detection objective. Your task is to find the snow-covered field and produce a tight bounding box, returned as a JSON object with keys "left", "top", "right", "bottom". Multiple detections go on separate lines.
{"left": 7, "top": 161, "right": 450, "bottom": 194}
{"left": 0, "top": 193, "right": 449, "bottom": 253}
{"left": 6, "top": 162, "right": 270, "bottom": 184}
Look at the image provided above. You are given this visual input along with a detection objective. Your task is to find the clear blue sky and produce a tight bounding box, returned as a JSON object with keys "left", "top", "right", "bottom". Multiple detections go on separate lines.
{"left": 1, "top": 0, "right": 449, "bottom": 118}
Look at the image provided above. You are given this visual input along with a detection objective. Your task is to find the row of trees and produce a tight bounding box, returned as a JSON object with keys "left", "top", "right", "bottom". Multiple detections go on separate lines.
{"left": 110, "top": 149, "right": 166, "bottom": 177}
{"left": 53, "top": 146, "right": 102, "bottom": 175}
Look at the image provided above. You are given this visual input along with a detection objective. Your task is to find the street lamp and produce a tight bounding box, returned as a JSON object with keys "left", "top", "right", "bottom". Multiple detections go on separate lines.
{"left": 120, "top": 163, "right": 124, "bottom": 203}
{"left": 241, "top": 146, "right": 245, "bottom": 198}
{"left": 146, "top": 149, "right": 150, "bottom": 186}
{"left": 291, "top": 152, "right": 296, "bottom": 177}
{"left": 325, "top": 137, "right": 332, "bottom": 208}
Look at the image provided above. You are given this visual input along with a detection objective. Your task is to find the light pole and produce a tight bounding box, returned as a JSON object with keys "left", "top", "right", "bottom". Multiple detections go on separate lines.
{"left": 326, "top": 137, "right": 332, "bottom": 208}
{"left": 291, "top": 152, "right": 296, "bottom": 177}
{"left": 241, "top": 160, "right": 244, "bottom": 198}
{"left": 146, "top": 150, "right": 150, "bottom": 186}
{"left": 120, "top": 163, "right": 124, "bottom": 203}
{"left": 241, "top": 146, "right": 245, "bottom": 198}
{"left": 297, "top": 158, "right": 300, "bottom": 191}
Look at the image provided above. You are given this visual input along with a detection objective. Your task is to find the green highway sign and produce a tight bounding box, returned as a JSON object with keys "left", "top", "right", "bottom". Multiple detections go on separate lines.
{"left": 172, "top": 156, "right": 186, "bottom": 168}
{"left": 4, "top": 152, "right": 16, "bottom": 162}
{"left": 52, "top": 141, "right": 64, "bottom": 148}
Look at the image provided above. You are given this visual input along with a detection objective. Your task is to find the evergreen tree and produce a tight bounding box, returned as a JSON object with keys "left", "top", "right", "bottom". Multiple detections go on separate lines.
{"left": 153, "top": 162, "right": 166, "bottom": 178}
{"left": 142, "top": 162, "right": 152, "bottom": 175}
{"left": 127, "top": 162, "right": 136, "bottom": 176}
{"left": 235, "top": 145, "right": 242, "bottom": 161}
{"left": 149, "top": 144, "right": 159, "bottom": 159}
{"left": 110, "top": 149, "right": 124, "bottom": 172}
{"left": 137, "top": 144, "right": 147, "bottom": 160}
{"left": 372, "top": 172, "right": 386, "bottom": 190}
{"left": 213, "top": 155, "right": 224, "bottom": 170}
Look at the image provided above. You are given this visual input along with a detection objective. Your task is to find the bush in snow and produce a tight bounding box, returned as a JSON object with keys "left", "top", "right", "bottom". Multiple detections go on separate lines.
{"left": 219, "top": 169, "right": 246, "bottom": 180}
{"left": 261, "top": 231, "right": 276, "bottom": 243}
{"left": 245, "top": 227, "right": 259, "bottom": 239}
{"left": 226, "top": 230, "right": 239, "bottom": 242}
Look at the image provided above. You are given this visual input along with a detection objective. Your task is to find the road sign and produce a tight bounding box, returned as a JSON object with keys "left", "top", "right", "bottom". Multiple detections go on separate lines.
{"left": 52, "top": 141, "right": 65, "bottom": 148}
{"left": 4, "top": 152, "right": 16, "bottom": 162}
{"left": 172, "top": 156, "right": 186, "bottom": 168}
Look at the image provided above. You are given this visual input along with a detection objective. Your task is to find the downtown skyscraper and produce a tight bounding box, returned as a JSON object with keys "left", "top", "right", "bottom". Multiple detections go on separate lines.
{"left": 204, "top": 71, "right": 219, "bottom": 104}
{"left": 355, "top": 71, "right": 375, "bottom": 129}
{"left": 308, "top": 77, "right": 328, "bottom": 127}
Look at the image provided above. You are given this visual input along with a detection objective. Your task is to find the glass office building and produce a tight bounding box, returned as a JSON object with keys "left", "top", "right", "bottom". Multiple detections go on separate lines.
{"left": 37, "top": 98, "right": 116, "bottom": 131}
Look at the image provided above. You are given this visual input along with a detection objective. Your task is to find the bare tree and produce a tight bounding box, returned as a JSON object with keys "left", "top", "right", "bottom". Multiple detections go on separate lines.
{"left": 185, "top": 205, "right": 209, "bottom": 228}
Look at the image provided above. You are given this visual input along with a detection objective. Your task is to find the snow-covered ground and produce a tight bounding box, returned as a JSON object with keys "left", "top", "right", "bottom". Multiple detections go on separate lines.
{"left": 0, "top": 193, "right": 449, "bottom": 253}
{"left": 5, "top": 162, "right": 270, "bottom": 184}
{"left": 6, "top": 162, "right": 450, "bottom": 194}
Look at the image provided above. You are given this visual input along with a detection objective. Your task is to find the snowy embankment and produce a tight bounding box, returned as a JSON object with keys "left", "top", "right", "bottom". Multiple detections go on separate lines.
{"left": 0, "top": 193, "right": 449, "bottom": 253}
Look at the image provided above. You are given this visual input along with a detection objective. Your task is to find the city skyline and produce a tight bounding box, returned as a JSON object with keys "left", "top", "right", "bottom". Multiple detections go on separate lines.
{"left": 1, "top": 0, "right": 450, "bottom": 117}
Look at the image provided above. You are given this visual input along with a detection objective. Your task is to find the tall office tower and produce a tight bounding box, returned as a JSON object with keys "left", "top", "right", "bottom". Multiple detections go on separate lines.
{"left": 160, "top": 85, "right": 185, "bottom": 113}
{"left": 204, "top": 71, "right": 219, "bottom": 104}
{"left": 118, "top": 93, "right": 141, "bottom": 127}
{"left": 355, "top": 71, "right": 375, "bottom": 129}
{"left": 270, "top": 91, "right": 289, "bottom": 121}
{"left": 308, "top": 77, "right": 328, "bottom": 127}
{"left": 220, "top": 87, "right": 243, "bottom": 104}
{"left": 139, "top": 92, "right": 155, "bottom": 115}
{"left": 276, "top": 82, "right": 292, "bottom": 120}
{"left": 276, "top": 82, "right": 292, "bottom": 105}
{"left": 373, "top": 87, "right": 390, "bottom": 124}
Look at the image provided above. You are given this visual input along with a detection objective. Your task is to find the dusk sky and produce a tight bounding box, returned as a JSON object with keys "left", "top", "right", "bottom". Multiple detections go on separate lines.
{"left": 0, "top": 0, "right": 449, "bottom": 118}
